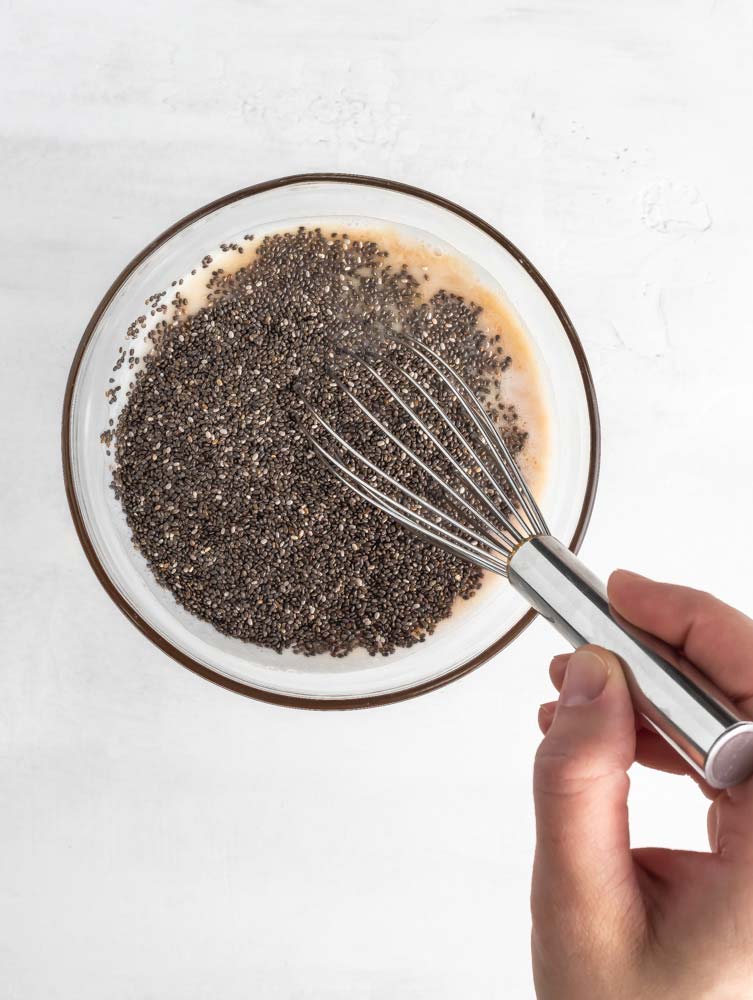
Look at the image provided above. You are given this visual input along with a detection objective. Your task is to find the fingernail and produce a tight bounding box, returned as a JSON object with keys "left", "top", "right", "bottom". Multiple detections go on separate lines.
{"left": 549, "top": 653, "right": 570, "bottom": 693}
{"left": 538, "top": 701, "right": 557, "bottom": 733}
{"left": 560, "top": 649, "right": 610, "bottom": 706}
{"left": 612, "top": 569, "right": 646, "bottom": 582}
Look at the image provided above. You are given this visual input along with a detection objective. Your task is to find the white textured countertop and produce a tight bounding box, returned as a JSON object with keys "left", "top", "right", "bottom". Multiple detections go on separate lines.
{"left": 2, "top": 1, "right": 752, "bottom": 997}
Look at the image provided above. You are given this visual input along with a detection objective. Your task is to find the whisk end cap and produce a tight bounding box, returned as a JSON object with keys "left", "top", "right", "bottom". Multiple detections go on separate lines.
{"left": 705, "top": 722, "right": 753, "bottom": 789}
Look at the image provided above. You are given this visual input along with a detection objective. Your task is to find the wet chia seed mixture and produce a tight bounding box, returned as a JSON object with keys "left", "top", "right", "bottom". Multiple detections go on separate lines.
{"left": 108, "top": 227, "right": 528, "bottom": 657}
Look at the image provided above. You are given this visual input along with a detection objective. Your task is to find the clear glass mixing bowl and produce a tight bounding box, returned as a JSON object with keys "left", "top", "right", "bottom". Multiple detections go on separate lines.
{"left": 62, "top": 174, "right": 599, "bottom": 707}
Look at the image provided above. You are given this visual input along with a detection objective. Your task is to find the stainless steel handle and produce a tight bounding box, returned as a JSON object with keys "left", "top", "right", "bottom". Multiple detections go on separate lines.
{"left": 508, "top": 535, "right": 753, "bottom": 789}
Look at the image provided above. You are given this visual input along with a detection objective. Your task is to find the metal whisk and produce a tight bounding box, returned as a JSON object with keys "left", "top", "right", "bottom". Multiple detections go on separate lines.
{"left": 305, "top": 334, "right": 753, "bottom": 789}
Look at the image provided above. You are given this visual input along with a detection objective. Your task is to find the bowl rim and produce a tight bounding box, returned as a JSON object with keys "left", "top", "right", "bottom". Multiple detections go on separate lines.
{"left": 61, "top": 171, "right": 601, "bottom": 710}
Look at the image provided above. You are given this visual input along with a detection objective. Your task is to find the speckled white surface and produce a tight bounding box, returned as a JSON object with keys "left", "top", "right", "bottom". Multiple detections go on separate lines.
{"left": 2, "top": 2, "right": 753, "bottom": 997}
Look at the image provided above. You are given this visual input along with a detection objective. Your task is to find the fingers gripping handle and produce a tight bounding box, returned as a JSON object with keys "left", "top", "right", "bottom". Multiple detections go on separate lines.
{"left": 508, "top": 536, "right": 753, "bottom": 789}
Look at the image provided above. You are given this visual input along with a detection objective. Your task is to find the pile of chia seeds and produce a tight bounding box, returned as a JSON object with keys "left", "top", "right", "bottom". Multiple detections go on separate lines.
{"left": 110, "top": 227, "right": 527, "bottom": 657}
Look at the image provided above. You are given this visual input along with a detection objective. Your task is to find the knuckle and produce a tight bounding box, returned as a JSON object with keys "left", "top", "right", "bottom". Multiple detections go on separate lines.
{"left": 688, "top": 588, "right": 724, "bottom": 623}
{"left": 534, "top": 743, "right": 630, "bottom": 801}
{"left": 534, "top": 746, "right": 590, "bottom": 798}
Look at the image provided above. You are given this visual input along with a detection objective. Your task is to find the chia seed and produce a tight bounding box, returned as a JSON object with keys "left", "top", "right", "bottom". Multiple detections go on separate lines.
{"left": 109, "top": 227, "right": 528, "bottom": 657}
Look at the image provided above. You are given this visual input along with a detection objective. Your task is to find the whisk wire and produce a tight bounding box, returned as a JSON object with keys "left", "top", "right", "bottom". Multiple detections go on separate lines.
{"left": 315, "top": 446, "right": 510, "bottom": 575}
{"left": 400, "top": 335, "right": 549, "bottom": 536}
{"left": 361, "top": 350, "right": 529, "bottom": 540}
{"left": 321, "top": 371, "right": 515, "bottom": 547}
{"left": 305, "top": 404, "right": 513, "bottom": 563}
{"left": 342, "top": 351, "right": 526, "bottom": 544}
{"left": 302, "top": 331, "right": 551, "bottom": 576}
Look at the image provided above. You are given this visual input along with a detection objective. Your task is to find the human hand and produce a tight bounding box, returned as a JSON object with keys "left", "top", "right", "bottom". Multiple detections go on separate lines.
{"left": 530, "top": 570, "right": 753, "bottom": 999}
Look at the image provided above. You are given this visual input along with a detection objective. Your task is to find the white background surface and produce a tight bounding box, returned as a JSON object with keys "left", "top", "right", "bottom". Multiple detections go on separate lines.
{"left": 2, "top": 1, "right": 752, "bottom": 997}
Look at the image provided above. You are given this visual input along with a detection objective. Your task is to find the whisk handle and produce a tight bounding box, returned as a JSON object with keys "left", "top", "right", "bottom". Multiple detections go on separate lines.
{"left": 508, "top": 535, "right": 753, "bottom": 789}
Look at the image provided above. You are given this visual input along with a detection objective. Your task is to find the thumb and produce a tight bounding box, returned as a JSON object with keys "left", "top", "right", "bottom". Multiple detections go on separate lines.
{"left": 532, "top": 646, "right": 642, "bottom": 935}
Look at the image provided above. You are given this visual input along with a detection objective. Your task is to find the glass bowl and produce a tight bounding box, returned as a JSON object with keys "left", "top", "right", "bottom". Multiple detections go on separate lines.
{"left": 62, "top": 174, "right": 599, "bottom": 707}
